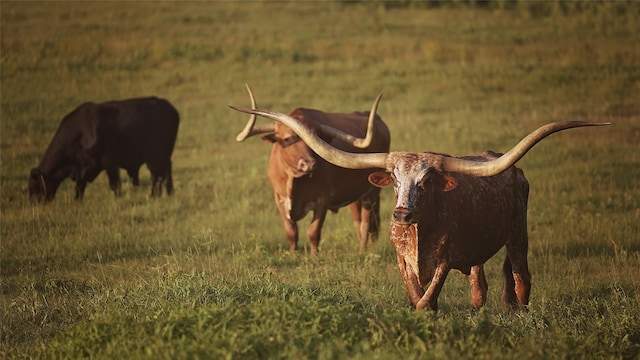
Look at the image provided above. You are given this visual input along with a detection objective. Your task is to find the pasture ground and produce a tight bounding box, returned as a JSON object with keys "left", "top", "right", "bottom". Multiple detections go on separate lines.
{"left": 1, "top": 1, "right": 639, "bottom": 359}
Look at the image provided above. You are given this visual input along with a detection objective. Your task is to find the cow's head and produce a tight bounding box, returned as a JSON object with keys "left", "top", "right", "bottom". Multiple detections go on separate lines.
{"left": 29, "top": 167, "right": 70, "bottom": 202}
{"left": 261, "top": 119, "right": 316, "bottom": 178}
{"left": 29, "top": 168, "right": 57, "bottom": 202}
{"left": 368, "top": 152, "right": 458, "bottom": 226}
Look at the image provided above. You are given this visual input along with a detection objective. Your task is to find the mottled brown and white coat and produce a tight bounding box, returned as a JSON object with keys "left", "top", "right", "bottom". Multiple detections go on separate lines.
{"left": 234, "top": 86, "right": 390, "bottom": 256}
{"left": 230, "top": 101, "right": 609, "bottom": 311}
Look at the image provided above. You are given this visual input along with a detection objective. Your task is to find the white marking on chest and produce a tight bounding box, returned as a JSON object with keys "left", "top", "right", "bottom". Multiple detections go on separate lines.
{"left": 283, "top": 196, "right": 292, "bottom": 220}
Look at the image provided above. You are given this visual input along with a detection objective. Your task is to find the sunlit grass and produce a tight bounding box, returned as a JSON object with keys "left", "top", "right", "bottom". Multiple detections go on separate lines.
{"left": 2, "top": 1, "right": 639, "bottom": 359}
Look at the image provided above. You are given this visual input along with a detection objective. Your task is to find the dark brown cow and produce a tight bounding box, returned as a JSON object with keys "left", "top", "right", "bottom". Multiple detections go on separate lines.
{"left": 229, "top": 102, "right": 610, "bottom": 311}
{"left": 234, "top": 86, "right": 391, "bottom": 256}
{"left": 29, "top": 97, "right": 179, "bottom": 202}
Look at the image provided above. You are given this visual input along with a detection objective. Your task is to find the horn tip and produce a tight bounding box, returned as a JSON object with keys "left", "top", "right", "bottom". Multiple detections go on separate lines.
{"left": 564, "top": 120, "right": 612, "bottom": 127}
{"left": 584, "top": 121, "right": 612, "bottom": 127}
{"left": 229, "top": 105, "right": 254, "bottom": 116}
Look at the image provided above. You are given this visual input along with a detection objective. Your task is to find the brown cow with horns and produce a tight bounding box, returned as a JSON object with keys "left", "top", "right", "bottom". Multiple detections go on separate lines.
{"left": 234, "top": 85, "right": 390, "bottom": 256}
{"left": 230, "top": 99, "right": 609, "bottom": 311}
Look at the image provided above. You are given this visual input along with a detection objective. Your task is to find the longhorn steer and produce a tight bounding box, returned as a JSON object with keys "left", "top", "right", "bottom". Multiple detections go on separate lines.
{"left": 29, "top": 97, "right": 179, "bottom": 202}
{"left": 234, "top": 86, "right": 391, "bottom": 256}
{"left": 229, "top": 102, "right": 609, "bottom": 311}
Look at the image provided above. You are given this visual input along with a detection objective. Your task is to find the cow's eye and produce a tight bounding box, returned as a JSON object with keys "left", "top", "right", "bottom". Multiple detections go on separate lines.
{"left": 279, "top": 135, "right": 298, "bottom": 147}
{"left": 390, "top": 173, "right": 398, "bottom": 185}
{"left": 418, "top": 170, "right": 435, "bottom": 188}
{"left": 277, "top": 137, "right": 290, "bottom": 146}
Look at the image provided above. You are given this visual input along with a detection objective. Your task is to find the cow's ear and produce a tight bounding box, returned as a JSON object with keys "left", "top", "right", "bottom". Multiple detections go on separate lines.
{"left": 442, "top": 174, "right": 458, "bottom": 192}
{"left": 368, "top": 171, "right": 393, "bottom": 188}
{"left": 260, "top": 134, "right": 278, "bottom": 143}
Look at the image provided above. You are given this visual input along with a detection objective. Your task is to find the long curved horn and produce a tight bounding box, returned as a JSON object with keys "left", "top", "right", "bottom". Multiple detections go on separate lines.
{"left": 355, "top": 92, "right": 383, "bottom": 148}
{"left": 441, "top": 121, "right": 611, "bottom": 176}
{"left": 229, "top": 106, "right": 389, "bottom": 169}
{"left": 314, "top": 93, "right": 382, "bottom": 148}
{"left": 235, "top": 84, "right": 275, "bottom": 142}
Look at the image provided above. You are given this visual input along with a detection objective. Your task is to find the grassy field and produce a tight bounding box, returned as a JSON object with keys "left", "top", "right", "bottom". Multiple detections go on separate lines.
{"left": 2, "top": 1, "right": 639, "bottom": 358}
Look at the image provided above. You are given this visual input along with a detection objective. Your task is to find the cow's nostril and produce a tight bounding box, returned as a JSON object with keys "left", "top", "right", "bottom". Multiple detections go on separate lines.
{"left": 393, "top": 208, "right": 414, "bottom": 224}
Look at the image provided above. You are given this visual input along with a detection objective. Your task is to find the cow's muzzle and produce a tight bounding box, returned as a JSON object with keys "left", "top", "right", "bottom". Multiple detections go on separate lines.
{"left": 392, "top": 207, "right": 416, "bottom": 226}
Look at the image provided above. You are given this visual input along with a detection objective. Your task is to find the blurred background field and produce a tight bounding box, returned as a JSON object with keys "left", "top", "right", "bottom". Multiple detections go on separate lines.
{"left": 1, "top": 1, "right": 639, "bottom": 358}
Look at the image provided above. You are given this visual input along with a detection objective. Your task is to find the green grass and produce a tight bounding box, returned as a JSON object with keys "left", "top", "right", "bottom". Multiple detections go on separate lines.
{"left": 2, "top": 1, "right": 639, "bottom": 359}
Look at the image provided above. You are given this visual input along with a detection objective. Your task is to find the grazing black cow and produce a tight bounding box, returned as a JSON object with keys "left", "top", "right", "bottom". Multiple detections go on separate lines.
{"left": 29, "top": 97, "right": 179, "bottom": 201}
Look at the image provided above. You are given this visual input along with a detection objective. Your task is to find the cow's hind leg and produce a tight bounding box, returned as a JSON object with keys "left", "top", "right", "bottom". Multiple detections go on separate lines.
{"left": 106, "top": 167, "right": 121, "bottom": 196}
{"left": 148, "top": 161, "right": 170, "bottom": 197}
{"left": 467, "top": 264, "right": 488, "bottom": 310}
{"left": 501, "top": 253, "right": 531, "bottom": 310}
{"left": 513, "top": 264, "right": 531, "bottom": 311}
{"left": 367, "top": 194, "right": 381, "bottom": 243}
{"left": 349, "top": 192, "right": 381, "bottom": 251}
{"left": 501, "top": 256, "right": 517, "bottom": 308}
{"left": 506, "top": 167, "right": 531, "bottom": 310}
{"left": 75, "top": 181, "right": 87, "bottom": 200}
{"left": 504, "top": 216, "right": 531, "bottom": 310}
{"left": 348, "top": 201, "right": 368, "bottom": 250}
{"left": 150, "top": 172, "right": 165, "bottom": 197}
{"left": 126, "top": 167, "right": 140, "bottom": 190}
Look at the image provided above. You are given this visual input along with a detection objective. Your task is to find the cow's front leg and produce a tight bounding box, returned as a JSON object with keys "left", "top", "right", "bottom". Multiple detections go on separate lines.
{"left": 397, "top": 255, "right": 425, "bottom": 307}
{"left": 106, "top": 167, "right": 121, "bottom": 196}
{"left": 274, "top": 193, "right": 298, "bottom": 252}
{"left": 416, "top": 262, "right": 450, "bottom": 311}
{"left": 284, "top": 219, "right": 299, "bottom": 253}
{"left": 308, "top": 208, "right": 327, "bottom": 256}
{"left": 467, "top": 264, "right": 488, "bottom": 310}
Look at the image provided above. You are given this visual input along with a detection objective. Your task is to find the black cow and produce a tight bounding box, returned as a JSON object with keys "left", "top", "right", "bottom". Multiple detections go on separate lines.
{"left": 29, "top": 97, "right": 179, "bottom": 201}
